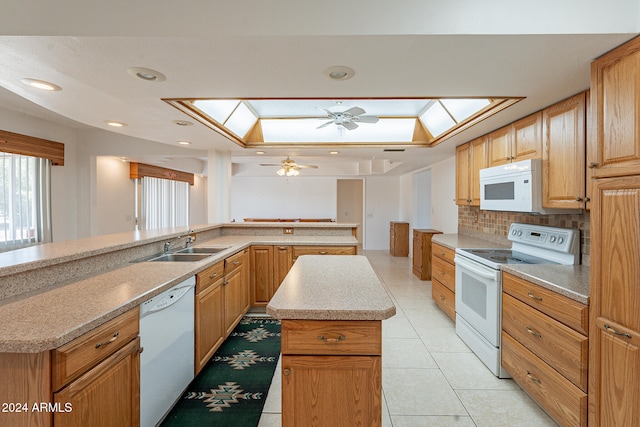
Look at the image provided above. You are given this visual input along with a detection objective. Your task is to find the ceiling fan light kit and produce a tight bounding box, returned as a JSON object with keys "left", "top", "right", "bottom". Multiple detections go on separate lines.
{"left": 261, "top": 157, "right": 317, "bottom": 176}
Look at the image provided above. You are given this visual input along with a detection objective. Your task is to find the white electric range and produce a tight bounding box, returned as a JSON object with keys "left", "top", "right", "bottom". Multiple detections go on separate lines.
{"left": 453, "top": 223, "right": 580, "bottom": 378}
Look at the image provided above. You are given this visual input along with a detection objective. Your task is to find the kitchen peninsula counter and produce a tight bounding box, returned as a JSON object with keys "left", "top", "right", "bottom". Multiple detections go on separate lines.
{"left": 0, "top": 224, "right": 358, "bottom": 353}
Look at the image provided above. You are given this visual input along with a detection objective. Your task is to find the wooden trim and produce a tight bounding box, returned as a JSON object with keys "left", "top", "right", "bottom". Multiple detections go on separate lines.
{"left": 129, "top": 162, "right": 194, "bottom": 185}
{"left": 0, "top": 129, "right": 64, "bottom": 166}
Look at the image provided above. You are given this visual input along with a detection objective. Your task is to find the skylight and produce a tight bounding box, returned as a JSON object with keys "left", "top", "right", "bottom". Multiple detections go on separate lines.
{"left": 165, "top": 97, "right": 522, "bottom": 148}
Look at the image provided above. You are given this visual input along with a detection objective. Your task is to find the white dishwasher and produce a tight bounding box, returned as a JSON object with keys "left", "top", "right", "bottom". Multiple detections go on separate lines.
{"left": 140, "top": 276, "right": 195, "bottom": 427}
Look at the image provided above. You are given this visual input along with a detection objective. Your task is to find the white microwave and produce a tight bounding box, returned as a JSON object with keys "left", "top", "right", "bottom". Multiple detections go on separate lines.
{"left": 479, "top": 158, "right": 575, "bottom": 214}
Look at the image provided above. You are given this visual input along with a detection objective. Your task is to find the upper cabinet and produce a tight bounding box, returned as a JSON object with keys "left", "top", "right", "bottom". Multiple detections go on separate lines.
{"left": 591, "top": 36, "right": 640, "bottom": 178}
{"left": 542, "top": 92, "right": 587, "bottom": 209}
{"left": 488, "top": 112, "right": 542, "bottom": 167}
{"left": 456, "top": 136, "right": 487, "bottom": 206}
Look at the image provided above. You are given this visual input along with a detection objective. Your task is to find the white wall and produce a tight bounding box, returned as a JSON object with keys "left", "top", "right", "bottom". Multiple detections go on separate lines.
{"left": 230, "top": 177, "right": 337, "bottom": 221}
{"left": 430, "top": 155, "right": 458, "bottom": 233}
{"left": 94, "top": 157, "right": 135, "bottom": 235}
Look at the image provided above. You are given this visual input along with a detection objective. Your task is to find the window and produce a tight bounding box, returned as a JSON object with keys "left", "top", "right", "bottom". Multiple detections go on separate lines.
{"left": 0, "top": 153, "right": 52, "bottom": 251}
{"left": 137, "top": 176, "right": 189, "bottom": 230}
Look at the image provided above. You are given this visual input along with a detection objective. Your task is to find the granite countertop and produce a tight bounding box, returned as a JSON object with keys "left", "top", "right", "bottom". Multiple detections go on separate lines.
{"left": 432, "top": 233, "right": 509, "bottom": 251}
{"left": 501, "top": 264, "right": 590, "bottom": 305}
{"left": 266, "top": 255, "right": 396, "bottom": 321}
{"left": 0, "top": 234, "right": 358, "bottom": 353}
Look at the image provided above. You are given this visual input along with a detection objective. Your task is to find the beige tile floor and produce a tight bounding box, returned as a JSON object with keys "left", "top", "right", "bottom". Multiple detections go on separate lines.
{"left": 258, "top": 250, "right": 559, "bottom": 427}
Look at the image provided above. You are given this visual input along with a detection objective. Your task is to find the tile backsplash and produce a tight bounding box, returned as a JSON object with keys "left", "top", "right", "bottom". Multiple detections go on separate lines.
{"left": 458, "top": 205, "right": 590, "bottom": 266}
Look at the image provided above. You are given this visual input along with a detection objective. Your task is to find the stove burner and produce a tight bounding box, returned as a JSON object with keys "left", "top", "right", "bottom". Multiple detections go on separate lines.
{"left": 457, "top": 248, "right": 557, "bottom": 267}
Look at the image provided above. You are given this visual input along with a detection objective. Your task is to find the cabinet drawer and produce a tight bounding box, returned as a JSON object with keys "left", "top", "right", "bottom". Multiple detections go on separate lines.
{"left": 52, "top": 307, "right": 139, "bottom": 391}
{"left": 224, "top": 250, "right": 245, "bottom": 276}
{"left": 281, "top": 320, "right": 381, "bottom": 356}
{"left": 502, "top": 332, "right": 587, "bottom": 427}
{"left": 432, "top": 243, "right": 455, "bottom": 264}
{"left": 432, "top": 279, "right": 455, "bottom": 321}
{"left": 292, "top": 246, "right": 356, "bottom": 260}
{"left": 196, "top": 261, "right": 224, "bottom": 294}
{"left": 502, "top": 272, "right": 588, "bottom": 335}
{"left": 432, "top": 256, "right": 455, "bottom": 292}
{"left": 502, "top": 293, "right": 588, "bottom": 391}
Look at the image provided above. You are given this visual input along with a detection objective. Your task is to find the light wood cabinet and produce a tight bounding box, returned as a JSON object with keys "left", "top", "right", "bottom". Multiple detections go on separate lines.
{"left": 251, "top": 245, "right": 275, "bottom": 306}
{"left": 224, "top": 249, "right": 248, "bottom": 336}
{"left": 195, "top": 261, "right": 225, "bottom": 375}
{"left": 252, "top": 245, "right": 355, "bottom": 306}
{"left": 542, "top": 92, "right": 587, "bottom": 209}
{"left": 53, "top": 337, "right": 141, "bottom": 427}
{"left": 0, "top": 307, "right": 141, "bottom": 427}
{"left": 487, "top": 112, "right": 542, "bottom": 167}
{"left": 455, "top": 136, "right": 487, "bottom": 206}
{"left": 590, "top": 36, "right": 640, "bottom": 179}
{"left": 281, "top": 320, "right": 382, "bottom": 427}
{"left": 589, "top": 175, "right": 640, "bottom": 427}
{"left": 389, "top": 222, "right": 409, "bottom": 256}
{"left": 431, "top": 243, "right": 456, "bottom": 321}
{"left": 502, "top": 272, "right": 589, "bottom": 427}
{"left": 412, "top": 229, "right": 442, "bottom": 280}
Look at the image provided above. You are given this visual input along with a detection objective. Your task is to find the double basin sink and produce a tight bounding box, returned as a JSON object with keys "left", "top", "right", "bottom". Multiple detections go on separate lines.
{"left": 137, "top": 246, "right": 230, "bottom": 263}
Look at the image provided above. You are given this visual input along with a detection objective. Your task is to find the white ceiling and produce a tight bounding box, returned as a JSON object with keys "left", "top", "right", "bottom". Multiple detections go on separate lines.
{"left": 0, "top": 0, "right": 638, "bottom": 177}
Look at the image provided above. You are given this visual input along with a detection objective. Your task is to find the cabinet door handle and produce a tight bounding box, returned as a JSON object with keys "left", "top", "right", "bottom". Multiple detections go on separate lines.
{"left": 526, "top": 371, "right": 541, "bottom": 384}
{"left": 317, "top": 334, "right": 346, "bottom": 343}
{"left": 527, "top": 292, "right": 542, "bottom": 301}
{"left": 283, "top": 368, "right": 291, "bottom": 376}
{"left": 233, "top": 260, "right": 240, "bottom": 265}
{"left": 439, "top": 295, "right": 445, "bottom": 301}
{"left": 526, "top": 326, "right": 542, "bottom": 338}
{"left": 209, "top": 272, "right": 218, "bottom": 279}
{"left": 318, "top": 251, "right": 328, "bottom": 255}
{"left": 604, "top": 324, "right": 632, "bottom": 339}
{"left": 506, "top": 156, "right": 511, "bottom": 161}
{"left": 278, "top": 246, "right": 288, "bottom": 251}
{"left": 224, "top": 280, "right": 229, "bottom": 285}
{"left": 95, "top": 332, "right": 119, "bottom": 349}
{"left": 575, "top": 197, "right": 583, "bottom": 202}
{"left": 588, "top": 162, "right": 598, "bottom": 169}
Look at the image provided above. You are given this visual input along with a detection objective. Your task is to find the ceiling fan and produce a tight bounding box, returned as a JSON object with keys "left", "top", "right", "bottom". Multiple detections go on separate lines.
{"left": 317, "top": 106, "right": 379, "bottom": 130}
{"left": 259, "top": 157, "right": 318, "bottom": 176}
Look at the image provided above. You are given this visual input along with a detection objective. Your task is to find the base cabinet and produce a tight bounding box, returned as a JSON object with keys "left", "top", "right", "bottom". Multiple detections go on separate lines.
{"left": 431, "top": 243, "right": 456, "bottom": 321}
{"left": 280, "top": 319, "right": 382, "bottom": 427}
{"left": 224, "top": 249, "right": 248, "bottom": 336}
{"left": 389, "top": 222, "right": 409, "bottom": 257}
{"left": 412, "top": 229, "right": 442, "bottom": 280}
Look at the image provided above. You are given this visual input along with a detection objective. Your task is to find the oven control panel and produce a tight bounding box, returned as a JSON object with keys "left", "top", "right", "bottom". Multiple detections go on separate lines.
{"left": 508, "top": 223, "right": 579, "bottom": 256}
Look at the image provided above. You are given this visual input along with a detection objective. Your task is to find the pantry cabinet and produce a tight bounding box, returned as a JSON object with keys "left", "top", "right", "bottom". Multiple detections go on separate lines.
{"left": 589, "top": 36, "right": 640, "bottom": 427}
{"left": 542, "top": 92, "right": 587, "bottom": 209}
{"left": 456, "top": 136, "right": 487, "bottom": 206}
{"left": 487, "top": 112, "right": 542, "bottom": 167}
{"left": 590, "top": 36, "right": 640, "bottom": 179}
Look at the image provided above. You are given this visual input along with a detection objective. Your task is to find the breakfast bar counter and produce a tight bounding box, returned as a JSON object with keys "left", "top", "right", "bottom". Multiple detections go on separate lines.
{"left": 267, "top": 255, "right": 395, "bottom": 427}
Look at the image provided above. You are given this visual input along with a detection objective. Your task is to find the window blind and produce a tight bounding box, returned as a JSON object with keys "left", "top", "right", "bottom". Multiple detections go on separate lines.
{"left": 139, "top": 176, "right": 189, "bottom": 230}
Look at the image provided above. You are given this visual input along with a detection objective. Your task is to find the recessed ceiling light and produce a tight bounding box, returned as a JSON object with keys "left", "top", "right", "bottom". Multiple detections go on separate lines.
{"left": 173, "top": 120, "right": 194, "bottom": 126}
{"left": 20, "top": 78, "right": 62, "bottom": 91}
{"left": 105, "top": 121, "right": 126, "bottom": 127}
{"left": 256, "top": 151, "right": 265, "bottom": 155}
{"left": 127, "top": 67, "right": 166, "bottom": 82}
{"left": 178, "top": 140, "right": 191, "bottom": 145}
{"left": 329, "top": 151, "right": 339, "bottom": 155}
{"left": 323, "top": 66, "right": 355, "bottom": 81}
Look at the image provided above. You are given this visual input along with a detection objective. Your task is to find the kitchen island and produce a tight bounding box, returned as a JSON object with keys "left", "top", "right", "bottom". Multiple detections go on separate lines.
{"left": 267, "top": 255, "right": 396, "bottom": 427}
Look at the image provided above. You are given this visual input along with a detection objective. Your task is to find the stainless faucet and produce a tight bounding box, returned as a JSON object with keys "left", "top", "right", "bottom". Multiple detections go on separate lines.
{"left": 163, "top": 230, "right": 195, "bottom": 254}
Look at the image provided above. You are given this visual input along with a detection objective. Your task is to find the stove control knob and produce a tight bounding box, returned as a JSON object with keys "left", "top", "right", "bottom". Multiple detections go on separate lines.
{"left": 558, "top": 237, "right": 564, "bottom": 244}
{"left": 550, "top": 236, "right": 556, "bottom": 243}
{"left": 511, "top": 229, "right": 517, "bottom": 236}
{"left": 517, "top": 231, "right": 523, "bottom": 237}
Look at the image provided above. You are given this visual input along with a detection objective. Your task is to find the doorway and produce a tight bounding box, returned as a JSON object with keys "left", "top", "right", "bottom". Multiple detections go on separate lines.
{"left": 336, "top": 179, "right": 364, "bottom": 246}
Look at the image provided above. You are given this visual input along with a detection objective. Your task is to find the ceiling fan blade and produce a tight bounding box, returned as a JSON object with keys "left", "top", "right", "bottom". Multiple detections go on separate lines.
{"left": 297, "top": 164, "right": 318, "bottom": 169}
{"left": 259, "top": 163, "right": 282, "bottom": 167}
{"left": 355, "top": 115, "right": 379, "bottom": 123}
{"left": 343, "top": 106, "right": 366, "bottom": 116}
{"left": 342, "top": 121, "right": 359, "bottom": 130}
{"left": 316, "top": 120, "right": 334, "bottom": 129}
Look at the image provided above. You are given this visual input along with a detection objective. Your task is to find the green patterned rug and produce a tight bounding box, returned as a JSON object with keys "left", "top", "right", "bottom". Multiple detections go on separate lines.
{"left": 161, "top": 316, "right": 281, "bottom": 427}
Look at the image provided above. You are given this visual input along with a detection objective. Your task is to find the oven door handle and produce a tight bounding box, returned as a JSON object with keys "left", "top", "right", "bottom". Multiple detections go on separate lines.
{"left": 454, "top": 255, "right": 499, "bottom": 280}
